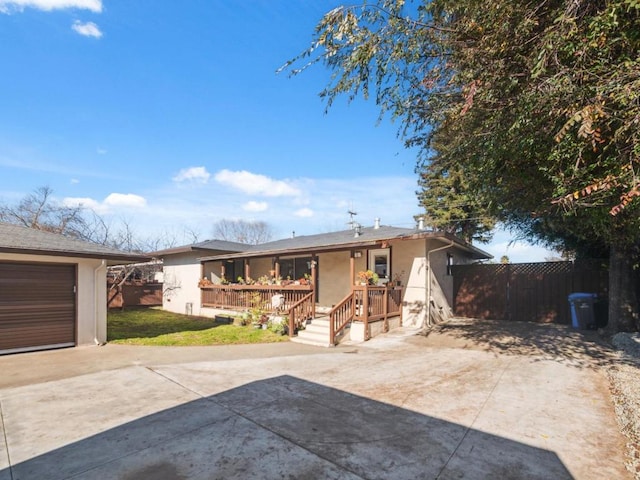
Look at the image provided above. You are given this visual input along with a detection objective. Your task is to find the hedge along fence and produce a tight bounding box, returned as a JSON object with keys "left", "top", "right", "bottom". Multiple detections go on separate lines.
{"left": 107, "top": 282, "right": 163, "bottom": 309}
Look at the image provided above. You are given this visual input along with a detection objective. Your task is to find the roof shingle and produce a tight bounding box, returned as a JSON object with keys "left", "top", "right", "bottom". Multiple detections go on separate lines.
{"left": 0, "top": 223, "right": 150, "bottom": 263}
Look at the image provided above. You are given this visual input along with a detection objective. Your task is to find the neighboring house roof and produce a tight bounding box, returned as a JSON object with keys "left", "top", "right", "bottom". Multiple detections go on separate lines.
{"left": 0, "top": 223, "right": 150, "bottom": 264}
{"left": 200, "top": 226, "right": 492, "bottom": 261}
{"left": 151, "top": 239, "right": 250, "bottom": 257}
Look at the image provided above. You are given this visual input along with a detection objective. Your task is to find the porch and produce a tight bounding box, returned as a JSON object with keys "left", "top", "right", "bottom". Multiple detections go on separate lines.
{"left": 199, "top": 284, "right": 403, "bottom": 346}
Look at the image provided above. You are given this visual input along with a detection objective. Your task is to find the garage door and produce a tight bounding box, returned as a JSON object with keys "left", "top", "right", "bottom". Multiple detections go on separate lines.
{"left": 0, "top": 262, "right": 76, "bottom": 354}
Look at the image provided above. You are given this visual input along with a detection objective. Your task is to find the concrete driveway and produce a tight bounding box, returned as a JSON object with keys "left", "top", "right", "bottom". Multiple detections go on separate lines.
{"left": 0, "top": 320, "right": 630, "bottom": 479}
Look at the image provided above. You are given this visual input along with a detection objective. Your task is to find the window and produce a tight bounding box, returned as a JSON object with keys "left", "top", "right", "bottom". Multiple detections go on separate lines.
{"left": 279, "top": 256, "right": 313, "bottom": 280}
{"left": 447, "top": 253, "right": 454, "bottom": 276}
{"left": 225, "top": 259, "right": 245, "bottom": 282}
{"left": 368, "top": 248, "right": 390, "bottom": 283}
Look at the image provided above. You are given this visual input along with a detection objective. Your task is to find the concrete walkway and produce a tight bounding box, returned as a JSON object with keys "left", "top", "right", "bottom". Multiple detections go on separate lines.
{"left": 0, "top": 324, "right": 630, "bottom": 479}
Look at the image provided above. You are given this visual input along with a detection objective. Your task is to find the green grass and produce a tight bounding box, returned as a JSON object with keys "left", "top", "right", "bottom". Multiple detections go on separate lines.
{"left": 107, "top": 308, "right": 289, "bottom": 346}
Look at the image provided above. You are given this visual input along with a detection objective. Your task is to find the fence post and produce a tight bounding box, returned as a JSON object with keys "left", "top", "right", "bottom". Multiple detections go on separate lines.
{"left": 383, "top": 287, "right": 389, "bottom": 332}
{"left": 363, "top": 286, "right": 370, "bottom": 340}
{"left": 288, "top": 308, "right": 295, "bottom": 337}
{"left": 329, "top": 311, "right": 335, "bottom": 345}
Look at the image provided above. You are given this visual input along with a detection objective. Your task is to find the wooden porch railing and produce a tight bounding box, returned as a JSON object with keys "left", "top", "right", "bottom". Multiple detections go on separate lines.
{"left": 329, "top": 286, "right": 403, "bottom": 345}
{"left": 201, "top": 284, "right": 313, "bottom": 312}
{"left": 329, "top": 291, "right": 356, "bottom": 345}
{"left": 287, "top": 291, "right": 315, "bottom": 337}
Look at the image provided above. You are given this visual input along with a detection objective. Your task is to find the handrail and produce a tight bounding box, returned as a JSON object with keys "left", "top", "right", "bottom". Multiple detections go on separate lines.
{"left": 329, "top": 291, "right": 356, "bottom": 345}
{"left": 330, "top": 285, "right": 404, "bottom": 344}
{"left": 287, "top": 291, "right": 315, "bottom": 337}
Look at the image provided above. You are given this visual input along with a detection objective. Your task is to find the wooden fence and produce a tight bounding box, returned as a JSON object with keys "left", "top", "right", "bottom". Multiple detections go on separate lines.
{"left": 107, "top": 282, "right": 163, "bottom": 309}
{"left": 452, "top": 261, "right": 608, "bottom": 324}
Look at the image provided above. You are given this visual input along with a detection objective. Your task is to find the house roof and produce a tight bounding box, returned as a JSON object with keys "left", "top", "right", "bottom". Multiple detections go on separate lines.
{"left": 0, "top": 223, "right": 151, "bottom": 264}
{"left": 151, "top": 239, "right": 250, "bottom": 257}
{"left": 200, "top": 225, "right": 492, "bottom": 261}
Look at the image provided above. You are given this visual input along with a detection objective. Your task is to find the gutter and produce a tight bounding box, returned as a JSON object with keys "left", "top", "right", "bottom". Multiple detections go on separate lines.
{"left": 94, "top": 259, "right": 106, "bottom": 345}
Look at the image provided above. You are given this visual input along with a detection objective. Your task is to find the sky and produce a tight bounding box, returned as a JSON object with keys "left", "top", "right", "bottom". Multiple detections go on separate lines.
{"left": 0, "top": 0, "right": 560, "bottom": 262}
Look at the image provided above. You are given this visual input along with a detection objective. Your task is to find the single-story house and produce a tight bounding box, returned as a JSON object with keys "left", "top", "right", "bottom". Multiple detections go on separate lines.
{"left": 153, "top": 221, "right": 491, "bottom": 345}
{"left": 0, "top": 223, "right": 149, "bottom": 355}
{"left": 152, "top": 239, "right": 250, "bottom": 316}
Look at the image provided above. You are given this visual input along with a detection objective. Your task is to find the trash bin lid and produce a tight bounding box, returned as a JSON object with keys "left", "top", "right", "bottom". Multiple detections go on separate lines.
{"left": 568, "top": 292, "right": 598, "bottom": 301}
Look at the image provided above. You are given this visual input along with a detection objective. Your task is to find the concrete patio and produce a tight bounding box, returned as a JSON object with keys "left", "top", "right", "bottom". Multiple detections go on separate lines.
{"left": 0, "top": 321, "right": 630, "bottom": 479}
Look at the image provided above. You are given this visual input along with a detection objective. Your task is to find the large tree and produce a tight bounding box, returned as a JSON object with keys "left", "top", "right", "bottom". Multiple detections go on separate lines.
{"left": 212, "top": 219, "right": 273, "bottom": 245}
{"left": 0, "top": 186, "right": 93, "bottom": 239}
{"left": 285, "top": 0, "right": 640, "bottom": 332}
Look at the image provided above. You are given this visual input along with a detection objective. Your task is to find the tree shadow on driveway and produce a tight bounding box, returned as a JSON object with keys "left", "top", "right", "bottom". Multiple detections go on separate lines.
{"left": 416, "top": 318, "right": 626, "bottom": 369}
{"left": 1, "top": 375, "right": 573, "bottom": 480}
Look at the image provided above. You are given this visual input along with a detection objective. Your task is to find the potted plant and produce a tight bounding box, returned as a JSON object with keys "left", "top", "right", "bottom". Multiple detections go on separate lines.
{"left": 357, "top": 270, "right": 379, "bottom": 286}
{"left": 390, "top": 271, "right": 405, "bottom": 287}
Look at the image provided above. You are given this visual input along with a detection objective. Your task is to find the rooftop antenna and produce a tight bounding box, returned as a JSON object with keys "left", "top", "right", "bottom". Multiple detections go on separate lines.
{"left": 347, "top": 208, "right": 358, "bottom": 230}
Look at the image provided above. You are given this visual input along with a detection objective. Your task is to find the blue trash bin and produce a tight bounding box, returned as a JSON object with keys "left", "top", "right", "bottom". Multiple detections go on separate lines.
{"left": 568, "top": 293, "right": 598, "bottom": 329}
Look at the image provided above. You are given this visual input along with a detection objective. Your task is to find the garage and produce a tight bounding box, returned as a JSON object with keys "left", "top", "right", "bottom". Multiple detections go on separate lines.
{"left": 0, "top": 223, "right": 149, "bottom": 355}
{"left": 0, "top": 262, "right": 77, "bottom": 354}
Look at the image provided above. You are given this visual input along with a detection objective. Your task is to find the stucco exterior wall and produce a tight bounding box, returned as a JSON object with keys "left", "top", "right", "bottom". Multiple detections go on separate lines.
{"left": 388, "top": 238, "right": 474, "bottom": 328}
{"left": 0, "top": 253, "right": 107, "bottom": 346}
{"left": 391, "top": 239, "right": 429, "bottom": 327}
{"left": 162, "top": 252, "right": 203, "bottom": 316}
{"left": 316, "top": 251, "right": 352, "bottom": 307}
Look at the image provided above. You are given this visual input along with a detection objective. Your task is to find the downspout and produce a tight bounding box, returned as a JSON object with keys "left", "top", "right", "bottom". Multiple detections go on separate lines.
{"left": 426, "top": 239, "right": 454, "bottom": 327}
{"left": 94, "top": 259, "right": 106, "bottom": 345}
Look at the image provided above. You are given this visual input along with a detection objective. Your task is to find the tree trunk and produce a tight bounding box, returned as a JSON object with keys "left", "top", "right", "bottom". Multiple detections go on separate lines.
{"left": 605, "top": 244, "right": 639, "bottom": 334}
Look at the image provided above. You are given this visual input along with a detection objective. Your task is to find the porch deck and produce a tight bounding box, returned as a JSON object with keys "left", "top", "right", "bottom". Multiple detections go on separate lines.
{"left": 200, "top": 284, "right": 403, "bottom": 345}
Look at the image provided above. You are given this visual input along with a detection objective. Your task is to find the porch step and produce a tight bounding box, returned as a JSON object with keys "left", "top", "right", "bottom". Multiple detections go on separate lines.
{"left": 290, "top": 316, "right": 334, "bottom": 348}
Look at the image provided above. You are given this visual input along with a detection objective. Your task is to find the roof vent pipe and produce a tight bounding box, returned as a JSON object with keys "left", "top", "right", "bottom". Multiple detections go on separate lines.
{"left": 418, "top": 217, "right": 425, "bottom": 230}
{"left": 354, "top": 224, "right": 361, "bottom": 238}
{"left": 374, "top": 218, "right": 380, "bottom": 229}
{"left": 291, "top": 231, "right": 295, "bottom": 238}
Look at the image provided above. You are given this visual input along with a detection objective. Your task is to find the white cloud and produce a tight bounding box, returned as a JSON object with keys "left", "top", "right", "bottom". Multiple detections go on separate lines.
{"left": 214, "top": 169, "right": 301, "bottom": 197}
{"left": 104, "top": 193, "right": 147, "bottom": 208}
{"left": 63, "top": 193, "right": 146, "bottom": 214}
{"left": 173, "top": 166, "right": 211, "bottom": 184}
{"left": 294, "top": 208, "right": 314, "bottom": 218}
{"left": 96, "top": 147, "right": 107, "bottom": 155}
{"left": 243, "top": 201, "right": 268, "bottom": 212}
{"left": 72, "top": 20, "right": 101, "bottom": 38}
{"left": 62, "top": 196, "right": 101, "bottom": 210}
{"left": 0, "top": 0, "right": 102, "bottom": 13}
{"left": 70, "top": 178, "right": 79, "bottom": 184}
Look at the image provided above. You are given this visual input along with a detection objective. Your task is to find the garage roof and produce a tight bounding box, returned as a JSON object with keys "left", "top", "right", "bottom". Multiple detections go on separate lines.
{"left": 0, "top": 223, "right": 151, "bottom": 264}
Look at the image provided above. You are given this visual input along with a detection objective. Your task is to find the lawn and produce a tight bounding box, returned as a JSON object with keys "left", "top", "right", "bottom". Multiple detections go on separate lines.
{"left": 107, "top": 308, "right": 289, "bottom": 346}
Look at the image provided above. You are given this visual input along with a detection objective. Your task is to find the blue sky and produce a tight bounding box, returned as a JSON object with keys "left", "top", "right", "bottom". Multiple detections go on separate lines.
{"left": 0, "top": 0, "right": 559, "bottom": 261}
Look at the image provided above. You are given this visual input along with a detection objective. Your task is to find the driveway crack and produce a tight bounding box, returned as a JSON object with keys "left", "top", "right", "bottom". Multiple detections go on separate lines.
{"left": 435, "top": 358, "right": 512, "bottom": 479}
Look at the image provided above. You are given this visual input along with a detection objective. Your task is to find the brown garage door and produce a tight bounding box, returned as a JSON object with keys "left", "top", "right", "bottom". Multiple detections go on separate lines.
{"left": 0, "top": 262, "right": 76, "bottom": 354}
